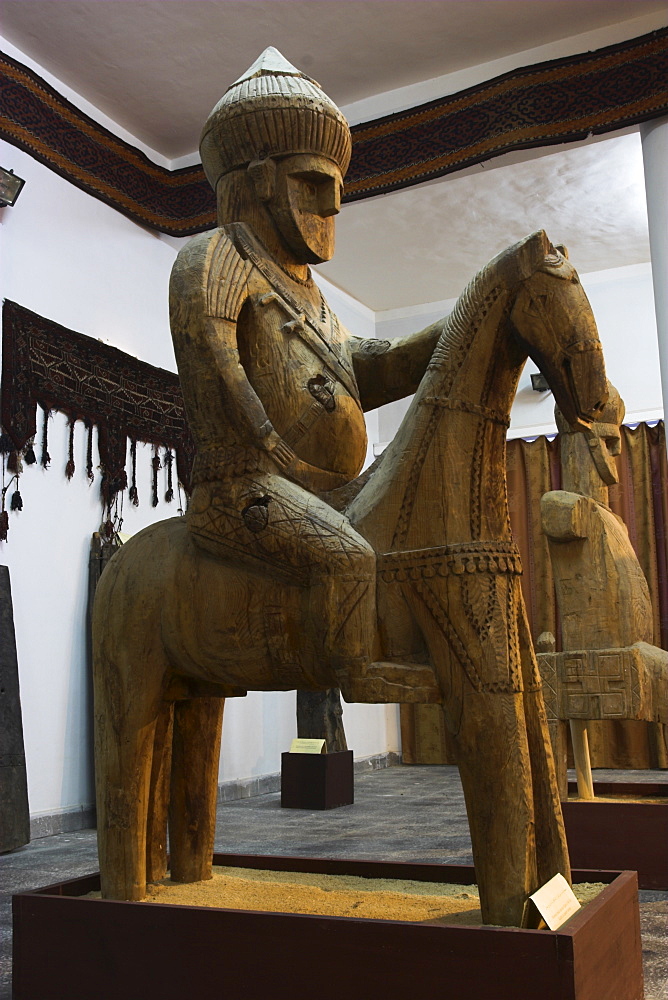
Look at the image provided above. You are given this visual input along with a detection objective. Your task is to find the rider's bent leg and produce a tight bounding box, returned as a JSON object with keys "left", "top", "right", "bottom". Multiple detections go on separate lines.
{"left": 186, "top": 473, "right": 377, "bottom": 685}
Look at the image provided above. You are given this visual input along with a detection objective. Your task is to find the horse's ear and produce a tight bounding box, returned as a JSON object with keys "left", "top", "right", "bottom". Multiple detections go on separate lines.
{"left": 555, "top": 243, "right": 569, "bottom": 259}
{"left": 517, "top": 230, "right": 551, "bottom": 279}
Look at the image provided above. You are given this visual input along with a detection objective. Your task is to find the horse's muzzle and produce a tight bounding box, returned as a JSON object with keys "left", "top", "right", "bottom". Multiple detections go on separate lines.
{"left": 560, "top": 341, "right": 608, "bottom": 430}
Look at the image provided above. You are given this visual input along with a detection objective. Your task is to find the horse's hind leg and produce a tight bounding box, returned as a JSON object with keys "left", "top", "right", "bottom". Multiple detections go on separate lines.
{"left": 94, "top": 659, "right": 162, "bottom": 901}
{"left": 169, "top": 696, "right": 225, "bottom": 883}
{"left": 146, "top": 702, "right": 174, "bottom": 884}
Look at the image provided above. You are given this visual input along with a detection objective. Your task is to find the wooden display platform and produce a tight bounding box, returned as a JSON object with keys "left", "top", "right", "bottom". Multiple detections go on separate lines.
{"left": 564, "top": 780, "right": 668, "bottom": 890}
{"left": 13, "top": 855, "right": 643, "bottom": 1000}
{"left": 281, "top": 749, "right": 354, "bottom": 809}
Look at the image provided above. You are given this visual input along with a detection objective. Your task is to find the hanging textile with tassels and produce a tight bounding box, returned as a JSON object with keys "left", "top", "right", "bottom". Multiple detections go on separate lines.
{"left": 1, "top": 300, "right": 195, "bottom": 534}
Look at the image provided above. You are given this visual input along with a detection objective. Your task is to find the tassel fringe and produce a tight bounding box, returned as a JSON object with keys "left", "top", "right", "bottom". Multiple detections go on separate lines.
{"left": 65, "top": 417, "right": 76, "bottom": 479}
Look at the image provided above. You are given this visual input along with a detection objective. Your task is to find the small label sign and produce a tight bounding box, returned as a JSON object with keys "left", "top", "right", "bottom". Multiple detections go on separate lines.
{"left": 529, "top": 873, "right": 581, "bottom": 930}
{"left": 289, "top": 738, "right": 326, "bottom": 754}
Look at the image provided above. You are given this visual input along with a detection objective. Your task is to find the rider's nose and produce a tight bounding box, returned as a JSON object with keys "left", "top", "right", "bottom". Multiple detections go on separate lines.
{"left": 319, "top": 179, "right": 340, "bottom": 217}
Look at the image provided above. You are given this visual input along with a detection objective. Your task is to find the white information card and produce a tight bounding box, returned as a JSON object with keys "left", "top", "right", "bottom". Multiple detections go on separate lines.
{"left": 529, "top": 873, "right": 581, "bottom": 930}
{"left": 289, "top": 738, "right": 326, "bottom": 754}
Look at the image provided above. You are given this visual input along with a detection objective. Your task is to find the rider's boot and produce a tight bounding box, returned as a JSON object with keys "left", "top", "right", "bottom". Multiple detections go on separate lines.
{"left": 314, "top": 573, "right": 440, "bottom": 703}
{"left": 336, "top": 658, "right": 442, "bottom": 704}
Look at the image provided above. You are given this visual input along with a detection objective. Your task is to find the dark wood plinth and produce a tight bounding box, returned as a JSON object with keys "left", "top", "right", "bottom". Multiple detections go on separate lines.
{"left": 564, "top": 781, "right": 668, "bottom": 890}
{"left": 281, "top": 749, "right": 353, "bottom": 809}
{"left": 0, "top": 565, "right": 30, "bottom": 852}
{"left": 13, "top": 855, "right": 643, "bottom": 1000}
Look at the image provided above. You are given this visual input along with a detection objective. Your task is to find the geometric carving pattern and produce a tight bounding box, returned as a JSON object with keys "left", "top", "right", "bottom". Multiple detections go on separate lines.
{"left": 379, "top": 538, "right": 522, "bottom": 583}
{"left": 538, "top": 645, "right": 650, "bottom": 721}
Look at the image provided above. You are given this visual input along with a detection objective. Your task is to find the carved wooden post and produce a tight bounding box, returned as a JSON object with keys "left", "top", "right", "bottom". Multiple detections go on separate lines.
{"left": 570, "top": 720, "right": 595, "bottom": 799}
{"left": 0, "top": 565, "right": 30, "bottom": 852}
{"left": 297, "top": 689, "right": 347, "bottom": 753}
{"left": 536, "top": 631, "right": 568, "bottom": 802}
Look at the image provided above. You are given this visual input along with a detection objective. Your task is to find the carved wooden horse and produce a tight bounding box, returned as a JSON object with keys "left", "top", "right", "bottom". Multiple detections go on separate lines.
{"left": 93, "top": 231, "right": 608, "bottom": 924}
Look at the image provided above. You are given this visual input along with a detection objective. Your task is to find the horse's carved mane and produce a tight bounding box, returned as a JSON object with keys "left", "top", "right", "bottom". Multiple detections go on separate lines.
{"left": 428, "top": 231, "right": 550, "bottom": 396}
{"left": 428, "top": 262, "right": 502, "bottom": 396}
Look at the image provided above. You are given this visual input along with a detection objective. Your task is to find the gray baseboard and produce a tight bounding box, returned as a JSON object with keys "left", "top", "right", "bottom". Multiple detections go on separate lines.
{"left": 354, "top": 750, "right": 402, "bottom": 774}
{"left": 30, "top": 805, "right": 97, "bottom": 840}
{"left": 29, "top": 751, "right": 403, "bottom": 838}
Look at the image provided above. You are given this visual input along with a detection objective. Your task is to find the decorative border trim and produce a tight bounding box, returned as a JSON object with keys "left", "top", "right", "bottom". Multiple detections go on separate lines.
{"left": 1, "top": 28, "right": 666, "bottom": 235}
{"left": 378, "top": 540, "right": 523, "bottom": 583}
{"left": 346, "top": 26, "right": 668, "bottom": 201}
{"left": 0, "top": 50, "right": 215, "bottom": 236}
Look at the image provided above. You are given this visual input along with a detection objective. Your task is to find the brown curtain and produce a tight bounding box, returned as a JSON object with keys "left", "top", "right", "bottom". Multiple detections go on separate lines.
{"left": 401, "top": 421, "right": 668, "bottom": 769}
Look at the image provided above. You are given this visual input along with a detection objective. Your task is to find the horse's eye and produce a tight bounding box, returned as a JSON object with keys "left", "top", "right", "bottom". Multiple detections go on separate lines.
{"left": 571, "top": 276, "right": 579, "bottom": 285}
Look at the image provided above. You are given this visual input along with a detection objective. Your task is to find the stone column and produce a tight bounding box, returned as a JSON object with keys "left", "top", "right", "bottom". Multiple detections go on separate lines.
{"left": 640, "top": 117, "right": 668, "bottom": 439}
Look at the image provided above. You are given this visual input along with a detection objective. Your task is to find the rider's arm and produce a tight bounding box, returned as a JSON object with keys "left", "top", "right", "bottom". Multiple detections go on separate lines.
{"left": 203, "top": 314, "right": 295, "bottom": 469}
{"left": 171, "top": 228, "right": 296, "bottom": 473}
{"left": 200, "top": 317, "right": 347, "bottom": 491}
{"left": 350, "top": 317, "right": 448, "bottom": 412}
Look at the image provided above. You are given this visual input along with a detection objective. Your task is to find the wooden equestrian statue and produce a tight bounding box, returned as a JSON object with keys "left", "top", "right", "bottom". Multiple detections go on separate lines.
{"left": 539, "top": 384, "right": 668, "bottom": 797}
{"left": 93, "top": 48, "right": 609, "bottom": 925}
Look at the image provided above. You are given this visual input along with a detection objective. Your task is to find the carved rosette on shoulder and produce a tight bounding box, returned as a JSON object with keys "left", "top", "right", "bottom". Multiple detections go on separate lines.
{"left": 200, "top": 47, "right": 352, "bottom": 190}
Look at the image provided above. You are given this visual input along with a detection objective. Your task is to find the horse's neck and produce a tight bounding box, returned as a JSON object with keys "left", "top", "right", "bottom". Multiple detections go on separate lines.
{"left": 348, "top": 281, "right": 527, "bottom": 555}
{"left": 407, "top": 302, "right": 525, "bottom": 548}
{"left": 435, "top": 279, "right": 523, "bottom": 423}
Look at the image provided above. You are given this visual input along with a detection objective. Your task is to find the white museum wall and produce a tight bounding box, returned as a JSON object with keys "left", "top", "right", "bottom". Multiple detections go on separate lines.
{"left": 0, "top": 135, "right": 188, "bottom": 824}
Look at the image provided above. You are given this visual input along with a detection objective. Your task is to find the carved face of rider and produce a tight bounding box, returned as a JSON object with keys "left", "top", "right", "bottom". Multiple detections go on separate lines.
{"left": 252, "top": 153, "right": 343, "bottom": 264}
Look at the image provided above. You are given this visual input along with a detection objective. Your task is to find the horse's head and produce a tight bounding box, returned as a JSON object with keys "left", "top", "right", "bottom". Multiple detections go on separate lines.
{"left": 509, "top": 231, "right": 607, "bottom": 431}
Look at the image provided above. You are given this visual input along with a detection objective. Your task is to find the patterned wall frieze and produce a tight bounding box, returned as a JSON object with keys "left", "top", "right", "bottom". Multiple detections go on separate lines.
{"left": 346, "top": 26, "right": 668, "bottom": 201}
{"left": 0, "top": 27, "right": 667, "bottom": 234}
{"left": 0, "top": 52, "right": 215, "bottom": 236}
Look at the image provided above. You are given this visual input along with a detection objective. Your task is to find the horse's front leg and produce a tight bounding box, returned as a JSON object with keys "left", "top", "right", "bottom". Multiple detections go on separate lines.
{"left": 516, "top": 601, "right": 571, "bottom": 887}
{"left": 93, "top": 657, "right": 163, "bottom": 902}
{"left": 455, "top": 687, "right": 538, "bottom": 925}
{"left": 403, "top": 571, "right": 567, "bottom": 926}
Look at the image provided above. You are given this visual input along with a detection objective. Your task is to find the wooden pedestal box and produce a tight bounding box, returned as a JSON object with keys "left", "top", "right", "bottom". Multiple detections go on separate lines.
{"left": 13, "top": 855, "right": 643, "bottom": 1000}
{"left": 281, "top": 749, "right": 353, "bottom": 809}
{"left": 563, "top": 780, "right": 668, "bottom": 890}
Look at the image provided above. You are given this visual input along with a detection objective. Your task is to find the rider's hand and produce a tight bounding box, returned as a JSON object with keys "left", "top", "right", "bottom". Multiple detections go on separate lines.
{"left": 264, "top": 431, "right": 296, "bottom": 471}
{"left": 262, "top": 429, "right": 347, "bottom": 491}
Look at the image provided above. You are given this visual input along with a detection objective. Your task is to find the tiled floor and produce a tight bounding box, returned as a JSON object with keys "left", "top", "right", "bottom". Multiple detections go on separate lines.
{"left": 2, "top": 765, "right": 666, "bottom": 998}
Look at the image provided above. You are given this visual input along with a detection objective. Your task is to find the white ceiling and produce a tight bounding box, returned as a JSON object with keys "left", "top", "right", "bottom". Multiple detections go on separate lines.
{"left": 1, "top": 1, "right": 664, "bottom": 311}
{"left": 321, "top": 131, "right": 650, "bottom": 310}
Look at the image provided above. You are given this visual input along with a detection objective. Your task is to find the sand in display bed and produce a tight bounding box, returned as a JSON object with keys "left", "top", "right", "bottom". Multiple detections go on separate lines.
{"left": 568, "top": 795, "right": 667, "bottom": 803}
{"left": 87, "top": 868, "right": 605, "bottom": 926}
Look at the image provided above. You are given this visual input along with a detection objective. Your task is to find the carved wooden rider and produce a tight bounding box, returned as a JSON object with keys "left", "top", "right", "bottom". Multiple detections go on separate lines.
{"left": 170, "top": 47, "right": 441, "bottom": 693}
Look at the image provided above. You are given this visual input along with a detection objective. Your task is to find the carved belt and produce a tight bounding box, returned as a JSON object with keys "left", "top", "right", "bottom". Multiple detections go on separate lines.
{"left": 192, "top": 446, "right": 261, "bottom": 484}
{"left": 378, "top": 539, "right": 522, "bottom": 584}
{"left": 283, "top": 375, "right": 336, "bottom": 448}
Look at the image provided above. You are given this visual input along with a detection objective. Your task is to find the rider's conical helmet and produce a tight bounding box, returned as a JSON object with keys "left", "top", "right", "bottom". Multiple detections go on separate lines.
{"left": 200, "top": 46, "right": 352, "bottom": 191}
